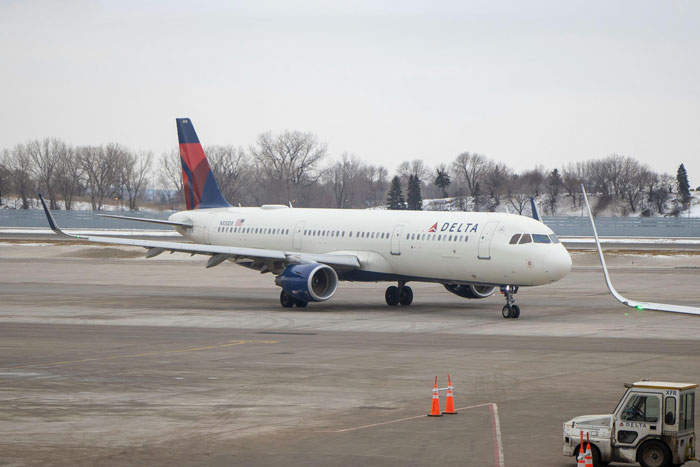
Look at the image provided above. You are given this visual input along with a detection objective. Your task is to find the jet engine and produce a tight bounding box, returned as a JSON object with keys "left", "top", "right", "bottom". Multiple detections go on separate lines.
{"left": 444, "top": 283, "right": 497, "bottom": 299}
{"left": 277, "top": 263, "right": 338, "bottom": 302}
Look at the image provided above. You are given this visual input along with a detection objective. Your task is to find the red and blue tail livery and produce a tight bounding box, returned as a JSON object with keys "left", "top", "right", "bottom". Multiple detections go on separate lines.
{"left": 176, "top": 118, "right": 230, "bottom": 210}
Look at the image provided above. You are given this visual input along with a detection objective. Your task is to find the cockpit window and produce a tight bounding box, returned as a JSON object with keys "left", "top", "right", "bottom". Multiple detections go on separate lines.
{"left": 519, "top": 234, "right": 532, "bottom": 244}
{"left": 549, "top": 234, "right": 560, "bottom": 244}
{"left": 532, "top": 234, "right": 551, "bottom": 244}
{"left": 509, "top": 234, "right": 521, "bottom": 244}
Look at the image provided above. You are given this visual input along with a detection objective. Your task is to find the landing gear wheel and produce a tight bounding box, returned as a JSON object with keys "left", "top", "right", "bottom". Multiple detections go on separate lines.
{"left": 280, "top": 291, "right": 295, "bottom": 308}
{"left": 511, "top": 305, "right": 520, "bottom": 319}
{"left": 399, "top": 286, "right": 413, "bottom": 306}
{"left": 385, "top": 286, "right": 400, "bottom": 306}
{"left": 294, "top": 299, "right": 308, "bottom": 308}
{"left": 502, "top": 305, "right": 513, "bottom": 319}
{"left": 638, "top": 440, "right": 671, "bottom": 467}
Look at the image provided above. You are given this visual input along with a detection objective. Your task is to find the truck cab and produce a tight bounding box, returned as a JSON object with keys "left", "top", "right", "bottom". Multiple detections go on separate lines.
{"left": 563, "top": 381, "right": 697, "bottom": 467}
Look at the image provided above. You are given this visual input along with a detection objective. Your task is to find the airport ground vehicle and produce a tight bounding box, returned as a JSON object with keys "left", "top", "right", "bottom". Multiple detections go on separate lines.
{"left": 563, "top": 381, "right": 696, "bottom": 467}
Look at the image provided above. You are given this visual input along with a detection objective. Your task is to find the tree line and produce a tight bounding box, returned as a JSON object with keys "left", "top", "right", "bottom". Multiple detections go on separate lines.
{"left": 0, "top": 131, "right": 694, "bottom": 216}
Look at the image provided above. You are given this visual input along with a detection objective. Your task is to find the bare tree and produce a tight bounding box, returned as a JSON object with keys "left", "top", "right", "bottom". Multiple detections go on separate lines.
{"left": 0, "top": 150, "right": 10, "bottom": 205}
{"left": 55, "top": 146, "right": 83, "bottom": 210}
{"left": 483, "top": 161, "right": 511, "bottom": 209}
{"left": 7, "top": 144, "right": 35, "bottom": 209}
{"left": 249, "top": 130, "right": 327, "bottom": 205}
{"left": 120, "top": 150, "right": 153, "bottom": 210}
{"left": 158, "top": 149, "right": 183, "bottom": 210}
{"left": 507, "top": 174, "right": 530, "bottom": 215}
{"left": 362, "top": 164, "right": 388, "bottom": 207}
{"left": 520, "top": 165, "right": 547, "bottom": 197}
{"left": 79, "top": 144, "right": 123, "bottom": 210}
{"left": 206, "top": 145, "right": 249, "bottom": 204}
{"left": 562, "top": 162, "right": 585, "bottom": 207}
{"left": 324, "top": 154, "right": 364, "bottom": 208}
{"left": 451, "top": 152, "right": 487, "bottom": 195}
{"left": 27, "top": 138, "right": 65, "bottom": 209}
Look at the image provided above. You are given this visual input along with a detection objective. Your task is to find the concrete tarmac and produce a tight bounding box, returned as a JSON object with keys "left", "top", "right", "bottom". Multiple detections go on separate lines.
{"left": 1, "top": 242, "right": 699, "bottom": 466}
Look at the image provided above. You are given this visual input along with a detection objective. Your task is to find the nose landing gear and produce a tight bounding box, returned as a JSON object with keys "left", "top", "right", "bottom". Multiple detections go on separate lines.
{"left": 500, "top": 285, "right": 520, "bottom": 319}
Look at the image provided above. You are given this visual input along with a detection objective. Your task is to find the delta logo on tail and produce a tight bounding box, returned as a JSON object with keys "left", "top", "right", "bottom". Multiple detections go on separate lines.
{"left": 176, "top": 118, "right": 230, "bottom": 210}
{"left": 428, "top": 222, "right": 479, "bottom": 233}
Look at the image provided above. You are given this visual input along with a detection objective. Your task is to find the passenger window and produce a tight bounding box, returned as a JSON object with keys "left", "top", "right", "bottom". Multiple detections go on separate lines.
{"left": 621, "top": 394, "right": 659, "bottom": 423}
{"left": 465, "top": 236, "right": 468, "bottom": 242}
{"left": 509, "top": 234, "right": 521, "bottom": 244}
{"left": 532, "top": 234, "right": 551, "bottom": 244}
{"left": 549, "top": 234, "right": 560, "bottom": 244}
{"left": 406, "top": 234, "right": 410, "bottom": 240}
{"left": 519, "top": 234, "right": 532, "bottom": 244}
{"left": 438, "top": 235, "right": 441, "bottom": 241}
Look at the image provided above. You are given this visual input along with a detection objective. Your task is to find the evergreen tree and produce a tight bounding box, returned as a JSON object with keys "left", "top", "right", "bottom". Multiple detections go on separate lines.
{"left": 386, "top": 175, "right": 405, "bottom": 210}
{"left": 407, "top": 174, "right": 423, "bottom": 210}
{"left": 677, "top": 163, "right": 691, "bottom": 208}
{"left": 434, "top": 168, "right": 451, "bottom": 198}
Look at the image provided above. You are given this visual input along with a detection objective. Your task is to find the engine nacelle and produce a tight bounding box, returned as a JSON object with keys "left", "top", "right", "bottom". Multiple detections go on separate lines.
{"left": 444, "top": 284, "right": 497, "bottom": 299}
{"left": 277, "top": 263, "right": 338, "bottom": 302}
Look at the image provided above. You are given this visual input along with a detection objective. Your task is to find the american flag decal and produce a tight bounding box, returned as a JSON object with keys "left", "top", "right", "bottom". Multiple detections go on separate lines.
{"left": 235, "top": 218, "right": 245, "bottom": 226}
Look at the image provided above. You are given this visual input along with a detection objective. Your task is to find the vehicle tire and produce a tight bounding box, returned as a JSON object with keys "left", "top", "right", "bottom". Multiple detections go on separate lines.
{"left": 638, "top": 440, "right": 671, "bottom": 467}
{"left": 280, "top": 291, "right": 295, "bottom": 308}
{"left": 511, "top": 305, "right": 520, "bottom": 319}
{"left": 502, "top": 305, "right": 513, "bottom": 318}
{"left": 385, "top": 286, "right": 400, "bottom": 306}
{"left": 294, "top": 299, "right": 308, "bottom": 308}
{"left": 399, "top": 286, "right": 413, "bottom": 306}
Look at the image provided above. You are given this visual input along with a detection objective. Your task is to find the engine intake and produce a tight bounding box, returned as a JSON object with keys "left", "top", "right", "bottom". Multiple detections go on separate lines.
{"left": 277, "top": 263, "right": 338, "bottom": 302}
{"left": 444, "top": 284, "right": 497, "bottom": 299}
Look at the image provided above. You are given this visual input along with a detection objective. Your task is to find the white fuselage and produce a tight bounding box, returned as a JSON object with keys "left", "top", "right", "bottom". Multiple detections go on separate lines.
{"left": 169, "top": 206, "right": 572, "bottom": 287}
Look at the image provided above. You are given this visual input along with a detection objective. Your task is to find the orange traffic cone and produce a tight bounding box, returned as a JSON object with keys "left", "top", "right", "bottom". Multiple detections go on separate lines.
{"left": 584, "top": 433, "right": 594, "bottom": 467}
{"left": 443, "top": 373, "right": 458, "bottom": 414}
{"left": 427, "top": 376, "right": 443, "bottom": 417}
{"left": 577, "top": 431, "right": 586, "bottom": 466}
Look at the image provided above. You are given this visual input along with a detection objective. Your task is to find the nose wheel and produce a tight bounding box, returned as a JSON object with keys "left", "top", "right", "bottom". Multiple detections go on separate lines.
{"left": 500, "top": 285, "right": 520, "bottom": 319}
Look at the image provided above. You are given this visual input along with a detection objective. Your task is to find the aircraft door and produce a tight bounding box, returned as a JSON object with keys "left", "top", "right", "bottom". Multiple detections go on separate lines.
{"left": 293, "top": 221, "right": 305, "bottom": 250}
{"left": 477, "top": 221, "right": 499, "bottom": 260}
{"left": 390, "top": 225, "right": 404, "bottom": 255}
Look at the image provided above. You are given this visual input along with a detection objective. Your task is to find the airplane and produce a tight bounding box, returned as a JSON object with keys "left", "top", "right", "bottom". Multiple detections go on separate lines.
{"left": 39, "top": 118, "right": 572, "bottom": 319}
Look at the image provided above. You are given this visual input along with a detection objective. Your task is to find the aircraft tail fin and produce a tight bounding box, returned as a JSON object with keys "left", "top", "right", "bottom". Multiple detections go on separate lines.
{"left": 530, "top": 197, "right": 540, "bottom": 221}
{"left": 176, "top": 118, "right": 230, "bottom": 210}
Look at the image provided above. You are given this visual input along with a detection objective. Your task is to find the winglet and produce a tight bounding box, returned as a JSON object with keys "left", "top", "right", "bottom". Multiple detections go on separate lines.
{"left": 581, "top": 184, "right": 700, "bottom": 315}
{"left": 39, "top": 194, "right": 78, "bottom": 238}
{"left": 530, "top": 197, "right": 540, "bottom": 221}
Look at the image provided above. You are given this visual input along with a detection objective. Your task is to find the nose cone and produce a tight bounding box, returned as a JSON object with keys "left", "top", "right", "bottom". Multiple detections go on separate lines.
{"left": 544, "top": 246, "right": 572, "bottom": 282}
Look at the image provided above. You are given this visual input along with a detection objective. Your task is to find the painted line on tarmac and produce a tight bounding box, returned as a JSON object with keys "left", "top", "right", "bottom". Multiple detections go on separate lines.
{"left": 330, "top": 403, "right": 492, "bottom": 433}
{"left": 490, "top": 403, "right": 505, "bottom": 467}
{"left": 3, "top": 340, "right": 279, "bottom": 369}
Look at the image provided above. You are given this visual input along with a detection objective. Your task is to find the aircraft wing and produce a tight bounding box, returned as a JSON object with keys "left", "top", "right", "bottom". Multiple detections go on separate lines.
{"left": 39, "top": 194, "right": 360, "bottom": 270}
{"left": 96, "top": 213, "right": 193, "bottom": 228}
{"left": 581, "top": 185, "right": 700, "bottom": 316}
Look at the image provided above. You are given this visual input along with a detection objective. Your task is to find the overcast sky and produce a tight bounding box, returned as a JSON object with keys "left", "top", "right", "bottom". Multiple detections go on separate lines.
{"left": 1, "top": 0, "right": 698, "bottom": 185}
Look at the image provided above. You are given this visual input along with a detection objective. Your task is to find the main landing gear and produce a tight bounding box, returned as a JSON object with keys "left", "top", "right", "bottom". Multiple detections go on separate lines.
{"left": 280, "top": 291, "right": 308, "bottom": 308}
{"left": 500, "top": 285, "right": 520, "bottom": 319}
{"left": 385, "top": 282, "right": 413, "bottom": 306}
